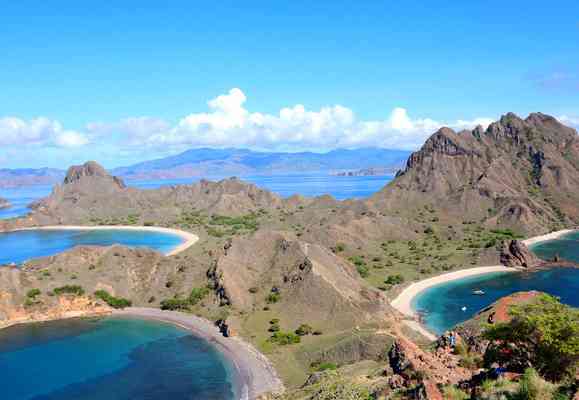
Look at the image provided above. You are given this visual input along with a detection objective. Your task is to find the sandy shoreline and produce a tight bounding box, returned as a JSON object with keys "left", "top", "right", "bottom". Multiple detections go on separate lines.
{"left": 521, "top": 228, "right": 575, "bottom": 247}
{"left": 114, "top": 307, "right": 284, "bottom": 400}
{"left": 7, "top": 225, "right": 199, "bottom": 256}
{"left": 391, "top": 266, "right": 518, "bottom": 319}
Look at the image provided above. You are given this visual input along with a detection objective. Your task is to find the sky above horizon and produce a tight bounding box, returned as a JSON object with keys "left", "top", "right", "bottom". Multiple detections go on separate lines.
{"left": 1, "top": 1, "right": 579, "bottom": 168}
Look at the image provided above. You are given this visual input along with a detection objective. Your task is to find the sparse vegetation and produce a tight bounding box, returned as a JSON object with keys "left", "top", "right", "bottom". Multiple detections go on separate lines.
{"left": 53, "top": 285, "right": 85, "bottom": 296}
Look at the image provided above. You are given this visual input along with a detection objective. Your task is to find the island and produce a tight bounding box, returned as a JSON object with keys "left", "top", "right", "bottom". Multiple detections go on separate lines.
{"left": 1, "top": 112, "right": 578, "bottom": 399}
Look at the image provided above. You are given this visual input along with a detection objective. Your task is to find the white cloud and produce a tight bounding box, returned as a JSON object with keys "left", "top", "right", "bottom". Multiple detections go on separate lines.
{"left": 558, "top": 115, "right": 579, "bottom": 129}
{"left": 0, "top": 117, "right": 88, "bottom": 148}
{"left": 124, "top": 88, "right": 493, "bottom": 151}
{"left": 0, "top": 89, "right": 497, "bottom": 153}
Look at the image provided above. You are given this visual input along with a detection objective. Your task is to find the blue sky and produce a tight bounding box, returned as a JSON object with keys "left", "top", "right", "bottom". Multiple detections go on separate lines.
{"left": 1, "top": 1, "right": 578, "bottom": 168}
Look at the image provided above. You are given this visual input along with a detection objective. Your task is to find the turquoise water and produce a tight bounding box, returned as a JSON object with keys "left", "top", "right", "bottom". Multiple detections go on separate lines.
{"left": 0, "top": 174, "right": 393, "bottom": 220}
{"left": 0, "top": 317, "right": 237, "bottom": 400}
{"left": 529, "top": 231, "right": 579, "bottom": 263}
{"left": 0, "top": 229, "right": 184, "bottom": 265}
{"left": 412, "top": 233, "right": 579, "bottom": 334}
{"left": 412, "top": 268, "right": 579, "bottom": 334}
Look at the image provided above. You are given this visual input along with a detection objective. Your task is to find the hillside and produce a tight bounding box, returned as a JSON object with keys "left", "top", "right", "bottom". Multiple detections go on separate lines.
{"left": 371, "top": 112, "right": 579, "bottom": 235}
{"left": 112, "top": 147, "right": 410, "bottom": 179}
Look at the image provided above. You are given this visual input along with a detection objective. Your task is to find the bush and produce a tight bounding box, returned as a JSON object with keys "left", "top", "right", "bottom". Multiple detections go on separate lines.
{"left": 53, "top": 285, "right": 85, "bottom": 296}
{"left": 313, "top": 362, "right": 338, "bottom": 372}
{"left": 334, "top": 243, "right": 346, "bottom": 253}
{"left": 266, "top": 293, "right": 280, "bottom": 304}
{"left": 160, "top": 298, "right": 190, "bottom": 311}
{"left": 188, "top": 286, "right": 210, "bottom": 305}
{"left": 94, "top": 290, "right": 132, "bottom": 309}
{"left": 27, "top": 288, "right": 41, "bottom": 298}
{"left": 385, "top": 274, "right": 404, "bottom": 285}
{"left": 356, "top": 264, "right": 369, "bottom": 278}
{"left": 269, "top": 331, "right": 301, "bottom": 345}
{"left": 483, "top": 294, "right": 579, "bottom": 381}
{"left": 516, "top": 368, "right": 556, "bottom": 400}
{"left": 295, "top": 324, "right": 313, "bottom": 336}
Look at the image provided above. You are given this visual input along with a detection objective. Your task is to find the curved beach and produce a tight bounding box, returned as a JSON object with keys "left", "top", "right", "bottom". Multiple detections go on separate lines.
{"left": 114, "top": 307, "right": 284, "bottom": 400}
{"left": 391, "top": 266, "right": 518, "bottom": 319}
{"left": 7, "top": 225, "right": 199, "bottom": 256}
{"left": 521, "top": 228, "right": 575, "bottom": 247}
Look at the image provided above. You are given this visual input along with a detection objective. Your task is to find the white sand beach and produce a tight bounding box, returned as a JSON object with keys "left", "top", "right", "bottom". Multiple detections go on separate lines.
{"left": 391, "top": 266, "right": 518, "bottom": 319}
{"left": 9, "top": 225, "right": 199, "bottom": 256}
{"left": 114, "top": 307, "right": 284, "bottom": 400}
{"left": 521, "top": 228, "right": 575, "bottom": 247}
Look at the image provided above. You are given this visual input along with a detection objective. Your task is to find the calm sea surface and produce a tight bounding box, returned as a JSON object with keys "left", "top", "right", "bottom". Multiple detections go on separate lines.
{"left": 0, "top": 229, "right": 184, "bottom": 265}
{"left": 0, "top": 317, "right": 237, "bottom": 400}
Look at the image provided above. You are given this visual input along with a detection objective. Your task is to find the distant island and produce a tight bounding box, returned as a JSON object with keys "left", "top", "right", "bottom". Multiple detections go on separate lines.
{"left": 332, "top": 167, "right": 399, "bottom": 176}
{"left": 0, "top": 147, "right": 410, "bottom": 187}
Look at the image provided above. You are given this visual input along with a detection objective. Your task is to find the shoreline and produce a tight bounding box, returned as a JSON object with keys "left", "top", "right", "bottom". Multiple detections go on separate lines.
{"left": 113, "top": 307, "right": 284, "bottom": 400}
{"left": 521, "top": 228, "right": 575, "bottom": 247}
{"left": 6, "top": 225, "right": 199, "bottom": 256}
{"left": 391, "top": 266, "right": 519, "bottom": 319}
{"left": 390, "top": 228, "right": 577, "bottom": 340}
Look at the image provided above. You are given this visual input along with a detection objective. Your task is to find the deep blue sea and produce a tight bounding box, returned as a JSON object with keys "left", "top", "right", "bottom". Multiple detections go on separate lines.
{"left": 413, "top": 231, "right": 579, "bottom": 334}
{"left": 0, "top": 229, "right": 184, "bottom": 265}
{"left": 0, "top": 174, "right": 393, "bottom": 220}
{"left": 0, "top": 317, "right": 237, "bottom": 400}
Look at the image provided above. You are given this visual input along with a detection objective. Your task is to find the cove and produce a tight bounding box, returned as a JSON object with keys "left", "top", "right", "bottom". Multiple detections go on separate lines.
{"left": 0, "top": 317, "right": 238, "bottom": 400}
{"left": 412, "top": 267, "right": 579, "bottom": 334}
{"left": 412, "top": 230, "right": 579, "bottom": 335}
{"left": 0, "top": 228, "right": 185, "bottom": 265}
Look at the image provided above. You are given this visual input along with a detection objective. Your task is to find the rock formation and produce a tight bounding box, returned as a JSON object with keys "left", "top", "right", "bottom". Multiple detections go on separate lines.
{"left": 499, "top": 240, "right": 542, "bottom": 268}
{"left": 371, "top": 113, "right": 579, "bottom": 235}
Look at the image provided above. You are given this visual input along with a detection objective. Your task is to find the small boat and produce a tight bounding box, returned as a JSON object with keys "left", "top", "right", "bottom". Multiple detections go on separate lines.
{"left": 472, "top": 289, "right": 485, "bottom": 295}
{"left": 461, "top": 306, "right": 467, "bottom": 312}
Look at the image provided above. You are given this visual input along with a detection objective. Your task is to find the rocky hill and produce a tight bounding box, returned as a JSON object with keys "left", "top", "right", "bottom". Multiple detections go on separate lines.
{"left": 371, "top": 113, "right": 579, "bottom": 234}
{"left": 112, "top": 147, "right": 410, "bottom": 179}
{"left": 18, "top": 161, "right": 285, "bottom": 226}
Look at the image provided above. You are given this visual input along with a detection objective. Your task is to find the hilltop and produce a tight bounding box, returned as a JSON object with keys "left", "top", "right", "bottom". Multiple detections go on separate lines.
{"left": 371, "top": 112, "right": 579, "bottom": 235}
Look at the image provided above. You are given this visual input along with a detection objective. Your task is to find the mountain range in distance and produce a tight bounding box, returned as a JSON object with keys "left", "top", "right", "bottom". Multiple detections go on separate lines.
{"left": 0, "top": 147, "right": 410, "bottom": 187}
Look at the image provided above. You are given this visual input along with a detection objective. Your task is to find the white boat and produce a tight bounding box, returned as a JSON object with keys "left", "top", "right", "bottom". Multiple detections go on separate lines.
{"left": 472, "top": 289, "right": 485, "bottom": 295}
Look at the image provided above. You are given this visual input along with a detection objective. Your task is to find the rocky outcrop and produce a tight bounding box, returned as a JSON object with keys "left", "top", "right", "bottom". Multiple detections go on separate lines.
{"left": 0, "top": 197, "right": 10, "bottom": 209}
{"left": 499, "top": 240, "right": 542, "bottom": 268}
{"left": 63, "top": 161, "right": 126, "bottom": 188}
{"left": 371, "top": 113, "right": 579, "bottom": 234}
{"left": 211, "top": 229, "right": 392, "bottom": 330}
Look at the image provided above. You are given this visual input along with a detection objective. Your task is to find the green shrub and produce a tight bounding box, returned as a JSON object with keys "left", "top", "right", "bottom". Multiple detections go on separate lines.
{"left": 269, "top": 331, "right": 301, "bottom": 345}
{"left": 483, "top": 294, "right": 579, "bottom": 381}
{"left": 94, "top": 290, "right": 132, "bottom": 309}
{"left": 53, "top": 285, "right": 85, "bottom": 296}
{"left": 295, "top": 324, "right": 313, "bottom": 336}
{"left": 385, "top": 274, "right": 404, "bottom": 285}
{"left": 160, "top": 298, "right": 190, "bottom": 311}
{"left": 356, "top": 264, "right": 369, "bottom": 278}
{"left": 516, "top": 368, "right": 556, "bottom": 399}
{"left": 266, "top": 292, "right": 280, "bottom": 304}
{"left": 313, "top": 362, "right": 338, "bottom": 372}
{"left": 188, "top": 286, "right": 210, "bottom": 305}
{"left": 27, "top": 288, "right": 41, "bottom": 298}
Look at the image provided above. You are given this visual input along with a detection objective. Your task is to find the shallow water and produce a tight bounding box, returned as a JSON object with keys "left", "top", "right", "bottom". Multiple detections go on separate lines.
{"left": 0, "top": 317, "right": 237, "bottom": 400}
{"left": 0, "top": 229, "right": 184, "bottom": 265}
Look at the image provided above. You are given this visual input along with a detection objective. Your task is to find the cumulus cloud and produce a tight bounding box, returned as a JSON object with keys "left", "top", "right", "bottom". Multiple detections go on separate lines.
{"left": 121, "top": 88, "right": 492, "bottom": 151}
{"left": 1, "top": 89, "right": 496, "bottom": 153}
{"left": 0, "top": 117, "right": 88, "bottom": 148}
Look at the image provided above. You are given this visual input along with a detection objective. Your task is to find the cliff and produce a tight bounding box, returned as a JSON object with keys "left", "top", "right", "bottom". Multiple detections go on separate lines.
{"left": 372, "top": 113, "right": 579, "bottom": 235}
